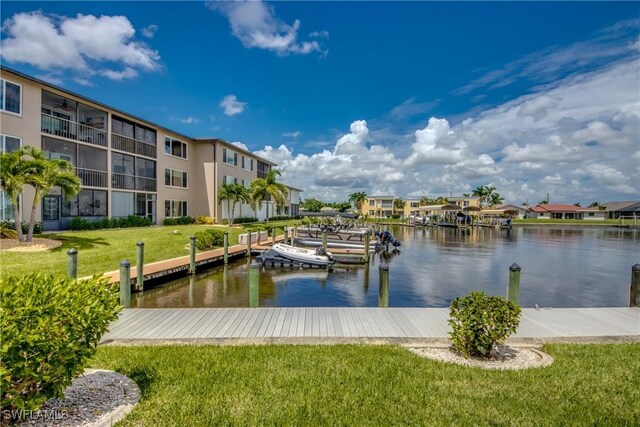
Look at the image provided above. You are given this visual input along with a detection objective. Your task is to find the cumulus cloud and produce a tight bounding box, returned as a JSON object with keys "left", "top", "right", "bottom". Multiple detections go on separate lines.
{"left": 141, "top": 24, "right": 158, "bottom": 38}
{"left": 220, "top": 94, "right": 247, "bottom": 116}
{"left": 0, "top": 11, "right": 161, "bottom": 82}
{"left": 253, "top": 55, "right": 638, "bottom": 203}
{"left": 231, "top": 141, "right": 249, "bottom": 151}
{"left": 207, "top": 0, "right": 326, "bottom": 56}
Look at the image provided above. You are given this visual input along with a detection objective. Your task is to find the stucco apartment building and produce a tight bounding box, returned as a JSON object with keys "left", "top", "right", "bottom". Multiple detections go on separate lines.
{"left": 0, "top": 66, "right": 299, "bottom": 230}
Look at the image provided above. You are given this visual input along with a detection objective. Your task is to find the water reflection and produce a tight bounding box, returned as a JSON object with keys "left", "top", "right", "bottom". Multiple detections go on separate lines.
{"left": 133, "top": 226, "right": 639, "bottom": 308}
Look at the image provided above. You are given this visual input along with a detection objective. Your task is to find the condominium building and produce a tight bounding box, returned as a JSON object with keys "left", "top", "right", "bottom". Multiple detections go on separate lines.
{"left": 0, "top": 66, "right": 297, "bottom": 231}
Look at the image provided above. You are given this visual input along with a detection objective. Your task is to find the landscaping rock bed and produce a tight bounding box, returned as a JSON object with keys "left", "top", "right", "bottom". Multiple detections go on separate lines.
{"left": 0, "top": 238, "right": 62, "bottom": 252}
{"left": 407, "top": 345, "right": 554, "bottom": 370}
{"left": 16, "top": 369, "right": 140, "bottom": 427}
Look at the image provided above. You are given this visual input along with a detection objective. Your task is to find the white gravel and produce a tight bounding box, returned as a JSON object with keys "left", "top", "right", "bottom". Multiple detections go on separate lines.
{"left": 407, "top": 345, "right": 554, "bottom": 370}
{"left": 15, "top": 370, "right": 140, "bottom": 427}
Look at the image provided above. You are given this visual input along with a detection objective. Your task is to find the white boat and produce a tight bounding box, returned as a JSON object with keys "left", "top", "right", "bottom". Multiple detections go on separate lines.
{"left": 257, "top": 243, "right": 335, "bottom": 268}
{"left": 293, "top": 237, "right": 383, "bottom": 251}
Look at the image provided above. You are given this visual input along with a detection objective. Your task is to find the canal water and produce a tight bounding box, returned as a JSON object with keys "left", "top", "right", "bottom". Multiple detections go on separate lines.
{"left": 132, "top": 226, "right": 639, "bottom": 308}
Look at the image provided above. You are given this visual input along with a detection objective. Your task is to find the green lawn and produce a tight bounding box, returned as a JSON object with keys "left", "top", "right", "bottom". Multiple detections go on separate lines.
{"left": 91, "top": 344, "right": 640, "bottom": 426}
{"left": 0, "top": 222, "right": 299, "bottom": 277}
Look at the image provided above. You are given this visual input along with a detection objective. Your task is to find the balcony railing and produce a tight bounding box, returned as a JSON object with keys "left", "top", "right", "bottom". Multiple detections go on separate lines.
{"left": 75, "top": 168, "right": 107, "bottom": 188}
{"left": 41, "top": 114, "right": 107, "bottom": 147}
{"left": 112, "top": 133, "right": 157, "bottom": 158}
{"left": 112, "top": 173, "right": 157, "bottom": 192}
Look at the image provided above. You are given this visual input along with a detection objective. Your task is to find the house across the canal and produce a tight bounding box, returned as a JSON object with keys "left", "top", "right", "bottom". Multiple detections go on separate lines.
{"left": 528, "top": 204, "right": 606, "bottom": 220}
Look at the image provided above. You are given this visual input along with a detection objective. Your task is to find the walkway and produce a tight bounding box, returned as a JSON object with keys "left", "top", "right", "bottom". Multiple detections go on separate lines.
{"left": 102, "top": 307, "right": 639, "bottom": 342}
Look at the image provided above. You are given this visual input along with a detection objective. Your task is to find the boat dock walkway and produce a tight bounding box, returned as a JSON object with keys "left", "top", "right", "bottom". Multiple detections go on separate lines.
{"left": 102, "top": 236, "right": 365, "bottom": 284}
{"left": 102, "top": 307, "right": 639, "bottom": 342}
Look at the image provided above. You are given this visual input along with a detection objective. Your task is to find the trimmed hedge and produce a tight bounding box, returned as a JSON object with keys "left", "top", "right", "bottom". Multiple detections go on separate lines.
{"left": 448, "top": 291, "right": 521, "bottom": 358}
{"left": 194, "top": 229, "right": 226, "bottom": 251}
{"left": 163, "top": 216, "right": 195, "bottom": 226}
{"left": 194, "top": 215, "right": 216, "bottom": 225}
{"left": 0, "top": 274, "right": 121, "bottom": 417}
{"left": 69, "top": 215, "right": 152, "bottom": 231}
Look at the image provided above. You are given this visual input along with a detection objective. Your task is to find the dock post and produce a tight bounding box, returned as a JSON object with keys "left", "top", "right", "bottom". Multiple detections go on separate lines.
{"left": 119, "top": 260, "right": 131, "bottom": 308}
{"left": 223, "top": 231, "right": 229, "bottom": 264}
{"left": 364, "top": 233, "right": 370, "bottom": 263}
{"left": 322, "top": 231, "right": 328, "bottom": 251}
{"left": 272, "top": 227, "right": 276, "bottom": 245}
{"left": 378, "top": 263, "right": 389, "bottom": 308}
{"left": 136, "top": 241, "right": 144, "bottom": 291}
{"left": 249, "top": 260, "right": 259, "bottom": 307}
{"left": 67, "top": 248, "right": 78, "bottom": 279}
{"left": 189, "top": 236, "right": 196, "bottom": 275}
{"left": 284, "top": 227, "right": 289, "bottom": 245}
{"left": 630, "top": 263, "right": 640, "bottom": 307}
{"left": 247, "top": 229, "right": 252, "bottom": 256}
{"left": 507, "top": 263, "right": 521, "bottom": 304}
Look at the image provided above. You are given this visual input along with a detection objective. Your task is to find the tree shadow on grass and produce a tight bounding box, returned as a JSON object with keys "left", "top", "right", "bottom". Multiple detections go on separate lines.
{"left": 120, "top": 366, "right": 157, "bottom": 399}
{"left": 50, "top": 235, "right": 111, "bottom": 251}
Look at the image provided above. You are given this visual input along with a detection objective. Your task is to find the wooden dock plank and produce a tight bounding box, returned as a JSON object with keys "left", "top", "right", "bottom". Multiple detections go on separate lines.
{"left": 102, "top": 307, "right": 640, "bottom": 340}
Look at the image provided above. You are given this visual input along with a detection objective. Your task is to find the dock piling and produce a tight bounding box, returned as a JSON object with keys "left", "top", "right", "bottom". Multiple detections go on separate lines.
{"left": 247, "top": 229, "right": 252, "bottom": 256}
{"left": 136, "top": 241, "right": 144, "bottom": 291}
{"left": 284, "top": 227, "right": 289, "bottom": 245}
{"left": 322, "top": 231, "right": 328, "bottom": 251}
{"left": 272, "top": 227, "right": 276, "bottom": 245}
{"left": 630, "top": 263, "right": 640, "bottom": 307}
{"left": 189, "top": 236, "right": 196, "bottom": 275}
{"left": 379, "top": 263, "right": 389, "bottom": 308}
{"left": 364, "top": 233, "right": 370, "bottom": 263}
{"left": 223, "top": 232, "right": 229, "bottom": 264}
{"left": 119, "top": 260, "right": 131, "bottom": 308}
{"left": 67, "top": 248, "right": 78, "bottom": 279}
{"left": 507, "top": 263, "right": 521, "bottom": 304}
{"left": 249, "top": 260, "right": 260, "bottom": 308}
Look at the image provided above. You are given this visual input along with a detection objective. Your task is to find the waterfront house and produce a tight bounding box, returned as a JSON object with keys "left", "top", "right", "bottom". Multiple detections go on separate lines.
{"left": 0, "top": 66, "right": 299, "bottom": 230}
{"left": 528, "top": 204, "right": 605, "bottom": 220}
{"left": 362, "top": 196, "right": 395, "bottom": 218}
{"left": 603, "top": 201, "right": 640, "bottom": 220}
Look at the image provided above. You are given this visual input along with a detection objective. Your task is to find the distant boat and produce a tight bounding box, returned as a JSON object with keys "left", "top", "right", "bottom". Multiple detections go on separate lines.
{"left": 256, "top": 243, "right": 335, "bottom": 268}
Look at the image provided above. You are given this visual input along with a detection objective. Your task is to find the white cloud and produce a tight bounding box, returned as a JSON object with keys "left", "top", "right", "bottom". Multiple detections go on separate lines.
{"left": 141, "top": 24, "right": 158, "bottom": 38}
{"left": 231, "top": 141, "right": 249, "bottom": 151}
{"left": 220, "top": 94, "right": 247, "bottom": 116}
{"left": 207, "top": 0, "right": 326, "bottom": 56}
{"left": 253, "top": 57, "right": 638, "bottom": 204}
{"left": 178, "top": 116, "right": 199, "bottom": 124}
{"left": 0, "top": 11, "right": 161, "bottom": 82}
{"left": 282, "top": 131, "right": 301, "bottom": 138}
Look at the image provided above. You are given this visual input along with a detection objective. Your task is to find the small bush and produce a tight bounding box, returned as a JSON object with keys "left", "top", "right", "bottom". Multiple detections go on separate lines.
{"left": 0, "top": 273, "right": 121, "bottom": 416}
{"left": 448, "top": 291, "right": 521, "bottom": 358}
{"left": 194, "top": 215, "right": 216, "bottom": 225}
{"left": 234, "top": 216, "right": 258, "bottom": 224}
{"left": 0, "top": 222, "right": 18, "bottom": 239}
{"left": 0, "top": 221, "right": 43, "bottom": 235}
{"left": 164, "top": 216, "right": 195, "bottom": 226}
{"left": 69, "top": 215, "right": 151, "bottom": 230}
{"left": 194, "top": 229, "right": 226, "bottom": 250}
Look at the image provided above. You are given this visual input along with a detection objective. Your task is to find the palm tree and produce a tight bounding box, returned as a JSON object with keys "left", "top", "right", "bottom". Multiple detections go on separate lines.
{"left": 419, "top": 196, "right": 429, "bottom": 206}
{"left": 393, "top": 197, "right": 405, "bottom": 217}
{"left": 489, "top": 193, "right": 504, "bottom": 207}
{"left": 218, "top": 183, "right": 250, "bottom": 226}
{"left": 0, "top": 150, "right": 29, "bottom": 242}
{"left": 22, "top": 147, "right": 81, "bottom": 241}
{"left": 250, "top": 169, "right": 288, "bottom": 226}
{"left": 473, "top": 185, "right": 497, "bottom": 206}
{"left": 348, "top": 191, "right": 367, "bottom": 213}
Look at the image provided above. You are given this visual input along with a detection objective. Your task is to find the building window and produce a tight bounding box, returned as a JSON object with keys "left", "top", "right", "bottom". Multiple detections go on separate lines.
{"left": 164, "top": 136, "right": 187, "bottom": 159}
{"left": 223, "top": 175, "right": 238, "bottom": 185}
{"left": 164, "top": 168, "right": 188, "bottom": 188}
{"left": 62, "top": 190, "right": 107, "bottom": 217}
{"left": 588, "top": 212, "right": 594, "bottom": 217}
{"left": 1, "top": 134, "right": 21, "bottom": 153}
{"left": 242, "top": 156, "right": 254, "bottom": 171}
{"left": 369, "top": 200, "right": 375, "bottom": 206}
{"left": 1, "top": 79, "right": 21, "bottom": 115}
{"left": 242, "top": 179, "right": 251, "bottom": 189}
{"left": 223, "top": 148, "right": 237, "bottom": 166}
{"left": 369, "top": 210, "right": 375, "bottom": 216}
{"left": 165, "top": 200, "right": 187, "bottom": 217}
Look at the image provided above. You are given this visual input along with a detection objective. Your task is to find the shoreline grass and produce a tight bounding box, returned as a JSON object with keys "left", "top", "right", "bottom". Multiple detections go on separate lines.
{"left": 90, "top": 343, "right": 639, "bottom": 426}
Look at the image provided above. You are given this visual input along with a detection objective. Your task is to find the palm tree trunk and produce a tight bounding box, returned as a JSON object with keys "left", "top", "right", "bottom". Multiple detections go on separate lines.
{"left": 265, "top": 199, "right": 270, "bottom": 226}
{"left": 227, "top": 201, "right": 233, "bottom": 226}
{"left": 230, "top": 202, "right": 236, "bottom": 226}
{"left": 27, "top": 192, "right": 41, "bottom": 242}
{"left": 12, "top": 195, "right": 24, "bottom": 242}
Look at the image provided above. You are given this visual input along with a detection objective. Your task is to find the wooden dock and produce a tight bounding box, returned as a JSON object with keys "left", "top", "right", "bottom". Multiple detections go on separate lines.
{"left": 102, "top": 307, "right": 639, "bottom": 341}
{"left": 102, "top": 236, "right": 366, "bottom": 284}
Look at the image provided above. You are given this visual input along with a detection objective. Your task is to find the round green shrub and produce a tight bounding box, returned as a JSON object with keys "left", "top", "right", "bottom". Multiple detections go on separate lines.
{"left": 0, "top": 274, "right": 121, "bottom": 416}
{"left": 448, "top": 291, "right": 521, "bottom": 358}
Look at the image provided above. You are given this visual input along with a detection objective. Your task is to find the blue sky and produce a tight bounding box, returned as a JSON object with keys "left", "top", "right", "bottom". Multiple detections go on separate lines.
{"left": 1, "top": 1, "right": 639, "bottom": 204}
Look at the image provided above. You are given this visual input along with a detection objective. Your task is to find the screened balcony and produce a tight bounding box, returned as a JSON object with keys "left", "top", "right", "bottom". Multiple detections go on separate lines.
{"left": 41, "top": 91, "right": 107, "bottom": 147}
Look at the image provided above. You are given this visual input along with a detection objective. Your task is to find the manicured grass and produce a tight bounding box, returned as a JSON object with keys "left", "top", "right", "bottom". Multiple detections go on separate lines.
{"left": 91, "top": 344, "right": 639, "bottom": 426}
{"left": 1, "top": 225, "right": 245, "bottom": 277}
